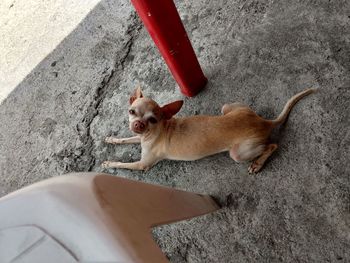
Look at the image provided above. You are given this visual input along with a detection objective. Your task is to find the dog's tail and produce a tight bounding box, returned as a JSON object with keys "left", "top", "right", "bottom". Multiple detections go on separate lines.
{"left": 271, "top": 88, "right": 317, "bottom": 126}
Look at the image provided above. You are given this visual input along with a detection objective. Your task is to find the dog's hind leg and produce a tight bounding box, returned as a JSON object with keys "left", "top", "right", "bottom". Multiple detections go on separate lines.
{"left": 248, "top": 144, "right": 278, "bottom": 174}
{"left": 229, "top": 141, "right": 265, "bottom": 163}
{"left": 221, "top": 102, "right": 248, "bottom": 115}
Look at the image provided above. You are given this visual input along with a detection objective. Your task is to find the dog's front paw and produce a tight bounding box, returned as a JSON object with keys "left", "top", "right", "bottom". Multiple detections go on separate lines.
{"left": 105, "top": 137, "right": 117, "bottom": 144}
{"left": 101, "top": 161, "right": 123, "bottom": 169}
{"left": 248, "top": 161, "right": 262, "bottom": 174}
{"left": 101, "top": 161, "right": 113, "bottom": 169}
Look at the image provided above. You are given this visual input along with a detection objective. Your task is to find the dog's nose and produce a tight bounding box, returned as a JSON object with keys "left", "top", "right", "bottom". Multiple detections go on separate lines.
{"left": 133, "top": 121, "right": 145, "bottom": 132}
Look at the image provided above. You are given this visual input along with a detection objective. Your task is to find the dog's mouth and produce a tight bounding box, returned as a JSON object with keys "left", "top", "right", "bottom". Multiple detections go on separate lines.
{"left": 131, "top": 127, "right": 144, "bottom": 134}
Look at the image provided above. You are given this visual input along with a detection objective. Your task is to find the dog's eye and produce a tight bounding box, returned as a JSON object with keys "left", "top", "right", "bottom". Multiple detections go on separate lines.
{"left": 148, "top": 117, "right": 158, "bottom": 124}
{"left": 129, "top": 109, "right": 136, "bottom": 115}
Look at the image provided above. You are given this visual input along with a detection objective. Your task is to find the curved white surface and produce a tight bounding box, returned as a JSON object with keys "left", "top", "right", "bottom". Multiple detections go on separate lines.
{"left": 0, "top": 175, "right": 132, "bottom": 262}
{"left": 0, "top": 173, "right": 219, "bottom": 263}
{"left": 0, "top": 226, "right": 77, "bottom": 263}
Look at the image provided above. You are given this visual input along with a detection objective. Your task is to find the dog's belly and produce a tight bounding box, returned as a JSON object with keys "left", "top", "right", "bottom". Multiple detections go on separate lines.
{"left": 167, "top": 149, "right": 227, "bottom": 161}
{"left": 166, "top": 137, "right": 231, "bottom": 161}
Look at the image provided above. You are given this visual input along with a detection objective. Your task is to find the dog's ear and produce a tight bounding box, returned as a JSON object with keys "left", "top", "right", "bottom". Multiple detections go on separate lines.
{"left": 161, "top": 100, "right": 184, "bottom": 120}
{"left": 129, "top": 86, "right": 143, "bottom": 105}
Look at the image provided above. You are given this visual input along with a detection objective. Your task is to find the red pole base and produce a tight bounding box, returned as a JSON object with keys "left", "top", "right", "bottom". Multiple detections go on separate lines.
{"left": 130, "top": 0, "right": 207, "bottom": 97}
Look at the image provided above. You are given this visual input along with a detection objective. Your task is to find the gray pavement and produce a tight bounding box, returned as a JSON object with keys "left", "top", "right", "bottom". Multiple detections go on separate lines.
{"left": 1, "top": 0, "right": 350, "bottom": 262}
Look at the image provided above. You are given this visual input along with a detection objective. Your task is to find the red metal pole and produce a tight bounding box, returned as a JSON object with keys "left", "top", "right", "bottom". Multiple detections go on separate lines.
{"left": 130, "top": 0, "right": 207, "bottom": 97}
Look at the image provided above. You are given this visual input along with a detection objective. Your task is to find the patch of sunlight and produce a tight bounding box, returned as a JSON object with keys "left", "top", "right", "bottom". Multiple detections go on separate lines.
{"left": 0, "top": 0, "right": 102, "bottom": 104}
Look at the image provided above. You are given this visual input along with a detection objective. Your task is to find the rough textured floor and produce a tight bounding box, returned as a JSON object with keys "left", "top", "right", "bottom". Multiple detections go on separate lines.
{"left": 1, "top": 0, "right": 350, "bottom": 262}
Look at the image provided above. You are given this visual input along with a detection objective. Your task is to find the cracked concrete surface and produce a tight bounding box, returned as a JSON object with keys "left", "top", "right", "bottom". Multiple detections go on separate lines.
{"left": 1, "top": 0, "right": 350, "bottom": 262}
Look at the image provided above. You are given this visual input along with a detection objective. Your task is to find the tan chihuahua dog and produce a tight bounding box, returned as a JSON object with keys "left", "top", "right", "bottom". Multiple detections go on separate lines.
{"left": 102, "top": 87, "right": 315, "bottom": 173}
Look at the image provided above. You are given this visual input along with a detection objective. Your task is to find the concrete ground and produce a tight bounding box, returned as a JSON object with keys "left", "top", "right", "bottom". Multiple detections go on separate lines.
{"left": 1, "top": 0, "right": 349, "bottom": 262}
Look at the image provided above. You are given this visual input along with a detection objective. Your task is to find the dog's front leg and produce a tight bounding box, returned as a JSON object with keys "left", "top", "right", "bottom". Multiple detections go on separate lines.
{"left": 105, "top": 136, "right": 140, "bottom": 144}
{"left": 102, "top": 156, "right": 159, "bottom": 171}
{"left": 101, "top": 161, "right": 146, "bottom": 170}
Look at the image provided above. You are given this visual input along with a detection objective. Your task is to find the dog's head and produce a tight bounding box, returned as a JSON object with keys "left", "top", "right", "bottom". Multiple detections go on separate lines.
{"left": 128, "top": 86, "right": 183, "bottom": 135}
